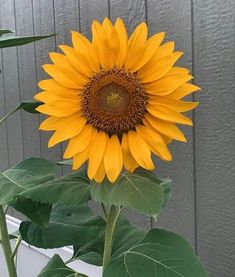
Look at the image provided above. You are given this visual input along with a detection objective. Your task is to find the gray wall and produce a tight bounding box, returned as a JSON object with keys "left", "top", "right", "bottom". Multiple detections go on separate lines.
{"left": 0, "top": 0, "right": 234, "bottom": 276}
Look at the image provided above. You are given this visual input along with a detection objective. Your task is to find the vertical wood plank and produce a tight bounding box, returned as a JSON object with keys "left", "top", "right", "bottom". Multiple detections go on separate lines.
{"left": 32, "top": 0, "right": 62, "bottom": 167}
{"left": 146, "top": 0, "right": 195, "bottom": 244}
{"left": 193, "top": 0, "right": 235, "bottom": 275}
{"left": 109, "top": 0, "right": 150, "bottom": 230}
{"left": 14, "top": 0, "right": 41, "bottom": 159}
{"left": 0, "top": 52, "right": 9, "bottom": 172}
{"left": 0, "top": 0, "right": 24, "bottom": 168}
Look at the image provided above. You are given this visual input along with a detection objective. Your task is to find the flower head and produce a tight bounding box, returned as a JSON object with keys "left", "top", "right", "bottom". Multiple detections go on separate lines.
{"left": 35, "top": 17, "right": 200, "bottom": 183}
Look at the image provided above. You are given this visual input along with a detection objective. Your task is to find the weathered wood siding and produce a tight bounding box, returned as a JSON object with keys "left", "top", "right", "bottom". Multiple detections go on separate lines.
{"left": 0, "top": 0, "right": 234, "bottom": 276}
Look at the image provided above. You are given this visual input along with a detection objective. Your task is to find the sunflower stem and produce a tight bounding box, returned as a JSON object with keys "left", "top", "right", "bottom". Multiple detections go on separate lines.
{"left": 102, "top": 205, "right": 121, "bottom": 271}
{"left": 0, "top": 205, "right": 17, "bottom": 277}
{"left": 0, "top": 106, "right": 20, "bottom": 126}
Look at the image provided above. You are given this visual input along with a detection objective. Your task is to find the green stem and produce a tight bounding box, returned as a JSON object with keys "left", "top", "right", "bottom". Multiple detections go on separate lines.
{"left": 0, "top": 106, "right": 20, "bottom": 126}
{"left": 102, "top": 205, "right": 121, "bottom": 271}
{"left": 0, "top": 205, "right": 17, "bottom": 277}
{"left": 12, "top": 236, "right": 22, "bottom": 263}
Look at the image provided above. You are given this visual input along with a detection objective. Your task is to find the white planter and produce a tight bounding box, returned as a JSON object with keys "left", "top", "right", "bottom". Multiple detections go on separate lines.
{"left": 0, "top": 215, "right": 102, "bottom": 277}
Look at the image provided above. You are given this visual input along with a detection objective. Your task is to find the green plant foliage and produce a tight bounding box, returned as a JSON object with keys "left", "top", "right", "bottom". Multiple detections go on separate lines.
{"left": 104, "top": 229, "right": 208, "bottom": 277}
{"left": 38, "top": 254, "right": 87, "bottom": 277}
{"left": 73, "top": 216, "right": 145, "bottom": 266}
{"left": 22, "top": 169, "right": 91, "bottom": 206}
{"left": 0, "top": 32, "right": 55, "bottom": 48}
{"left": 0, "top": 158, "right": 57, "bottom": 205}
{"left": 20, "top": 204, "right": 106, "bottom": 249}
{"left": 10, "top": 196, "right": 51, "bottom": 228}
{"left": 91, "top": 170, "right": 168, "bottom": 217}
{"left": 0, "top": 30, "right": 13, "bottom": 36}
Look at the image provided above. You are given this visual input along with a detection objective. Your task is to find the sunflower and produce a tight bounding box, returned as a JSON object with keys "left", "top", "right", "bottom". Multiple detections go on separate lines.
{"left": 35, "top": 17, "right": 200, "bottom": 183}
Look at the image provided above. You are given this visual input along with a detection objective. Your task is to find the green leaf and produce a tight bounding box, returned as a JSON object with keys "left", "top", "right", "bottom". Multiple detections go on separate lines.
{"left": 73, "top": 216, "right": 145, "bottom": 266}
{"left": 57, "top": 159, "right": 72, "bottom": 166}
{"left": 22, "top": 169, "right": 91, "bottom": 206}
{"left": 134, "top": 168, "right": 172, "bottom": 207}
{"left": 20, "top": 204, "right": 106, "bottom": 249}
{"left": 0, "top": 158, "right": 57, "bottom": 205}
{"left": 10, "top": 196, "right": 51, "bottom": 228}
{"left": 38, "top": 254, "right": 88, "bottom": 277}
{"left": 0, "top": 100, "right": 42, "bottom": 125}
{"left": 0, "top": 34, "right": 55, "bottom": 48}
{"left": 91, "top": 171, "right": 164, "bottom": 217}
{"left": 0, "top": 29, "right": 13, "bottom": 36}
{"left": 104, "top": 229, "right": 208, "bottom": 277}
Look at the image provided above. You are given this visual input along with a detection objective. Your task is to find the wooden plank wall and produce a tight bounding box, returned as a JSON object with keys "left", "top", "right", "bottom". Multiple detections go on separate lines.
{"left": 0, "top": 0, "right": 234, "bottom": 276}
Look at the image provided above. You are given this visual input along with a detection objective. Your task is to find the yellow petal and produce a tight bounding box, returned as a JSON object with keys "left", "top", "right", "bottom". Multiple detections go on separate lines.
{"left": 35, "top": 91, "right": 79, "bottom": 103}
{"left": 148, "top": 96, "right": 199, "bottom": 112}
{"left": 43, "top": 64, "right": 87, "bottom": 89}
{"left": 129, "top": 32, "right": 165, "bottom": 72}
{"left": 128, "top": 130, "right": 154, "bottom": 170}
{"left": 136, "top": 124, "right": 172, "bottom": 161}
{"left": 144, "top": 74, "right": 193, "bottom": 95}
{"left": 102, "top": 17, "right": 114, "bottom": 37}
{"left": 36, "top": 100, "right": 81, "bottom": 117}
{"left": 63, "top": 124, "right": 93, "bottom": 158}
{"left": 39, "top": 112, "right": 83, "bottom": 131}
{"left": 168, "top": 83, "right": 201, "bottom": 99}
{"left": 92, "top": 20, "right": 114, "bottom": 68}
{"left": 88, "top": 130, "right": 108, "bottom": 180}
{"left": 72, "top": 147, "right": 89, "bottom": 170}
{"left": 71, "top": 31, "right": 99, "bottom": 72}
{"left": 38, "top": 79, "right": 68, "bottom": 90}
{"left": 168, "top": 67, "right": 189, "bottom": 75}
{"left": 121, "top": 133, "right": 138, "bottom": 172}
{"left": 144, "top": 114, "right": 186, "bottom": 142}
{"left": 125, "top": 22, "right": 148, "bottom": 69}
{"left": 59, "top": 45, "right": 92, "bottom": 77}
{"left": 147, "top": 105, "right": 193, "bottom": 126}
{"left": 94, "top": 160, "right": 106, "bottom": 183}
{"left": 49, "top": 52, "right": 71, "bottom": 68}
{"left": 104, "top": 135, "right": 123, "bottom": 183}
{"left": 140, "top": 52, "right": 183, "bottom": 82}
{"left": 48, "top": 114, "right": 87, "bottom": 147}
{"left": 114, "top": 18, "right": 128, "bottom": 68}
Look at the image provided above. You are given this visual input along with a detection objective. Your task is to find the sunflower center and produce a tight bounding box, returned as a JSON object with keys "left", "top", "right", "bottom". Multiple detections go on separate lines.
{"left": 81, "top": 67, "right": 147, "bottom": 134}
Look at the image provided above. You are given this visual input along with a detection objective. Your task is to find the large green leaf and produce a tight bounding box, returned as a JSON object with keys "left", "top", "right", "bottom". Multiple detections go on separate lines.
{"left": 38, "top": 254, "right": 87, "bottom": 277}
{"left": 20, "top": 204, "right": 106, "bottom": 249}
{"left": 10, "top": 196, "right": 51, "bottom": 228}
{"left": 134, "top": 168, "right": 172, "bottom": 207}
{"left": 0, "top": 158, "right": 57, "bottom": 205}
{"left": 73, "top": 216, "right": 145, "bottom": 266}
{"left": 104, "top": 229, "right": 208, "bottom": 277}
{"left": 22, "top": 169, "right": 91, "bottom": 206}
{"left": 91, "top": 171, "right": 165, "bottom": 217}
{"left": 0, "top": 100, "right": 42, "bottom": 125}
{"left": 0, "top": 33, "right": 55, "bottom": 48}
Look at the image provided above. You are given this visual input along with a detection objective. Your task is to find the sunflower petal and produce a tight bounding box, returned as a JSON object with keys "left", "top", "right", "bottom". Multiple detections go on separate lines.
{"left": 49, "top": 52, "right": 71, "bottom": 68}
{"left": 48, "top": 114, "right": 87, "bottom": 147}
{"left": 72, "top": 147, "right": 89, "bottom": 170}
{"left": 147, "top": 105, "right": 193, "bottom": 126}
{"left": 145, "top": 74, "right": 193, "bottom": 95}
{"left": 168, "top": 83, "right": 201, "bottom": 99}
{"left": 144, "top": 114, "right": 186, "bottom": 142}
{"left": 94, "top": 160, "right": 106, "bottom": 183}
{"left": 104, "top": 135, "right": 123, "bottom": 183}
{"left": 88, "top": 130, "right": 108, "bottom": 180}
{"left": 63, "top": 124, "right": 93, "bottom": 158}
{"left": 128, "top": 130, "right": 154, "bottom": 170}
{"left": 38, "top": 79, "right": 68, "bottom": 90}
{"left": 114, "top": 18, "right": 128, "bottom": 68}
{"left": 148, "top": 96, "right": 199, "bottom": 112}
{"left": 136, "top": 125, "right": 172, "bottom": 161}
{"left": 121, "top": 133, "right": 138, "bottom": 172}
{"left": 140, "top": 52, "right": 183, "bottom": 82}
{"left": 43, "top": 64, "right": 87, "bottom": 89}
{"left": 35, "top": 91, "right": 79, "bottom": 103}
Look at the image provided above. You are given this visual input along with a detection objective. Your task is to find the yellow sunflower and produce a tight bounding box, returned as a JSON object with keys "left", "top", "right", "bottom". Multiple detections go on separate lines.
{"left": 35, "top": 17, "right": 200, "bottom": 183}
